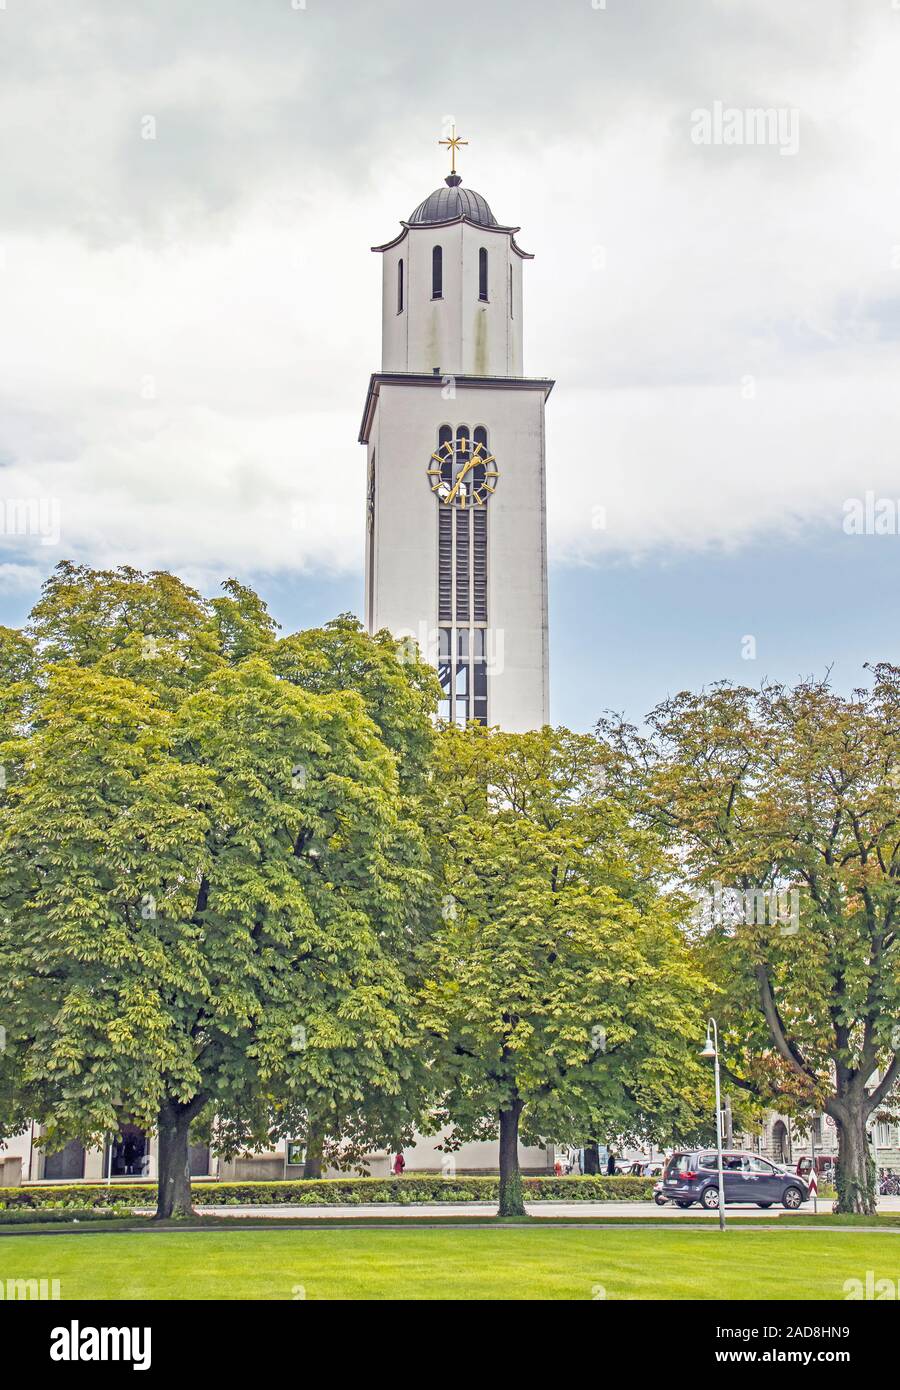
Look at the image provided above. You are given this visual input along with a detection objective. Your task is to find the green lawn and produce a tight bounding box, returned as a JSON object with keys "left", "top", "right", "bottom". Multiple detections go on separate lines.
{"left": 1, "top": 1226, "right": 898, "bottom": 1299}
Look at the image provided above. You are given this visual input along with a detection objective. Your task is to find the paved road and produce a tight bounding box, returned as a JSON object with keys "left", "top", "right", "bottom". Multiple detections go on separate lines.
{"left": 184, "top": 1196, "right": 900, "bottom": 1220}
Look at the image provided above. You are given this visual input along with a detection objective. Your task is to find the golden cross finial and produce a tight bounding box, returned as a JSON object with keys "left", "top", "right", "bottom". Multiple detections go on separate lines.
{"left": 439, "top": 124, "right": 468, "bottom": 176}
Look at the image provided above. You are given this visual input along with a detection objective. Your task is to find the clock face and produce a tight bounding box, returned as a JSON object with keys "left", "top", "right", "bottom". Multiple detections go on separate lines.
{"left": 427, "top": 438, "right": 499, "bottom": 507}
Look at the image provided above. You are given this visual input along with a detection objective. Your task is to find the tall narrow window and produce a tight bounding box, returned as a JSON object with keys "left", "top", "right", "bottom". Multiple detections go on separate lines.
{"left": 438, "top": 423, "right": 453, "bottom": 626}
{"left": 473, "top": 427, "right": 488, "bottom": 626}
{"left": 437, "top": 626, "right": 451, "bottom": 723}
{"left": 438, "top": 424, "right": 453, "bottom": 493}
{"left": 455, "top": 503, "right": 470, "bottom": 622}
{"left": 397, "top": 258, "right": 404, "bottom": 313}
{"left": 432, "top": 245, "right": 443, "bottom": 299}
{"left": 509, "top": 264, "right": 513, "bottom": 317}
{"left": 435, "top": 424, "right": 490, "bottom": 728}
{"left": 473, "top": 507, "right": 487, "bottom": 624}
{"left": 478, "top": 247, "right": 488, "bottom": 302}
{"left": 438, "top": 509, "right": 453, "bottom": 622}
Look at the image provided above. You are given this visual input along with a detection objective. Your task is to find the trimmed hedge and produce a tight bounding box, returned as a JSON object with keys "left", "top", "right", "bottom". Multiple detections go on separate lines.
{"left": 0, "top": 1175, "right": 655, "bottom": 1210}
{"left": 0, "top": 1206, "right": 136, "bottom": 1226}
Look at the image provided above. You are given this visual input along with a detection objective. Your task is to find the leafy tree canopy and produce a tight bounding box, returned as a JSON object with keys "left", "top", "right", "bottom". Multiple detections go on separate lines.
{"left": 422, "top": 724, "right": 711, "bottom": 1214}
{"left": 601, "top": 668, "right": 900, "bottom": 1212}
{"left": 0, "top": 565, "right": 438, "bottom": 1215}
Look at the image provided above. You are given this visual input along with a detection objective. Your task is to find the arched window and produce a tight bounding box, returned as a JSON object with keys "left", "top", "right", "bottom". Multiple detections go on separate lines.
{"left": 397, "top": 258, "right": 404, "bottom": 313}
{"left": 478, "top": 247, "right": 488, "bottom": 302}
{"left": 438, "top": 424, "right": 453, "bottom": 488}
{"left": 432, "top": 245, "right": 443, "bottom": 299}
{"left": 472, "top": 428, "right": 489, "bottom": 632}
{"left": 434, "top": 423, "right": 490, "bottom": 728}
{"left": 437, "top": 426, "right": 453, "bottom": 627}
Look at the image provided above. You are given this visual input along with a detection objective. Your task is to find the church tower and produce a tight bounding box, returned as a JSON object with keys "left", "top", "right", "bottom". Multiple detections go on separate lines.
{"left": 360, "top": 133, "right": 552, "bottom": 731}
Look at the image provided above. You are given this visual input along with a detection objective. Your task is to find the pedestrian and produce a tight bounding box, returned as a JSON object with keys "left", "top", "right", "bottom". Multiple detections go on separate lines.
{"left": 606, "top": 1150, "right": 616, "bottom": 1176}
{"left": 392, "top": 1152, "right": 405, "bottom": 1176}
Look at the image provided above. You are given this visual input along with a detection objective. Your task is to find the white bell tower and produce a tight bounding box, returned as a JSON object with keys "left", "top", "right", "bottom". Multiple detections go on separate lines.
{"left": 360, "top": 134, "right": 552, "bottom": 732}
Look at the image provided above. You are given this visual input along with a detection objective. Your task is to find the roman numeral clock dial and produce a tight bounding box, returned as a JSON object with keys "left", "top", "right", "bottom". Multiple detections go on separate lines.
{"left": 427, "top": 439, "right": 499, "bottom": 507}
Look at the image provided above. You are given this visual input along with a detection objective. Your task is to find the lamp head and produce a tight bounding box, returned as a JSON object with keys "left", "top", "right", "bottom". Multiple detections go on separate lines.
{"left": 699, "top": 1033, "right": 717, "bottom": 1060}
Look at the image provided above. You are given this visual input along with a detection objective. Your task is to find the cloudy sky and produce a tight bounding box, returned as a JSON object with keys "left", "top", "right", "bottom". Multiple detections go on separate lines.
{"left": 1, "top": 0, "right": 899, "bottom": 728}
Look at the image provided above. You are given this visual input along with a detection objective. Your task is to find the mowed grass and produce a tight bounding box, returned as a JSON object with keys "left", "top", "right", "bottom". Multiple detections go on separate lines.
{"left": 2, "top": 1226, "right": 898, "bottom": 1300}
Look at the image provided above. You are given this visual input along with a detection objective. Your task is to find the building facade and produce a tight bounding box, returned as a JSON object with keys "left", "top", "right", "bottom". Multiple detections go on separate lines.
{"left": 745, "top": 1111, "right": 900, "bottom": 1175}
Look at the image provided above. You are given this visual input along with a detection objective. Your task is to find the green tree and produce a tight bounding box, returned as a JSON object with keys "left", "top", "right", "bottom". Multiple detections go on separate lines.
{"left": 271, "top": 615, "right": 441, "bottom": 1173}
{"left": 422, "top": 725, "right": 710, "bottom": 1216}
{"left": 0, "top": 566, "right": 437, "bottom": 1217}
{"left": 273, "top": 615, "right": 438, "bottom": 795}
{"left": 602, "top": 670, "right": 900, "bottom": 1214}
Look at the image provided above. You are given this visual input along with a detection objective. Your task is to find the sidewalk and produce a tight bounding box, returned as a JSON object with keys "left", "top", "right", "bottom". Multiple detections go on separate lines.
{"left": 183, "top": 1196, "right": 900, "bottom": 1220}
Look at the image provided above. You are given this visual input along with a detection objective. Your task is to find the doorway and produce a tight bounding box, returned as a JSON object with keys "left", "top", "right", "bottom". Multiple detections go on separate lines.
{"left": 108, "top": 1125, "right": 150, "bottom": 1177}
{"left": 772, "top": 1120, "right": 790, "bottom": 1165}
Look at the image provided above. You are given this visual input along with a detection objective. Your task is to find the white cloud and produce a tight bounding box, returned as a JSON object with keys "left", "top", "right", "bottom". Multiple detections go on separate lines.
{"left": 0, "top": 564, "right": 45, "bottom": 595}
{"left": 1, "top": 0, "right": 899, "bottom": 585}
{"left": 547, "top": 363, "right": 900, "bottom": 562}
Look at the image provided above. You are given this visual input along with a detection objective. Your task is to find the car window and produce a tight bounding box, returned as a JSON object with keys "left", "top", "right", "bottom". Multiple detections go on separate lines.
{"left": 664, "top": 1155, "right": 687, "bottom": 1177}
{"left": 747, "top": 1156, "right": 775, "bottom": 1174}
{"left": 699, "top": 1153, "right": 719, "bottom": 1170}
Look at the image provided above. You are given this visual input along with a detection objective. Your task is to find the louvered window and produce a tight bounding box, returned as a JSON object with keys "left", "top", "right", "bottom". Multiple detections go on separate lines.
{"left": 455, "top": 501, "right": 470, "bottom": 621}
{"left": 473, "top": 508, "right": 487, "bottom": 622}
{"left": 435, "top": 424, "right": 490, "bottom": 726}
{"left": 438, "top": 509, "right": 453, "bottom": 622}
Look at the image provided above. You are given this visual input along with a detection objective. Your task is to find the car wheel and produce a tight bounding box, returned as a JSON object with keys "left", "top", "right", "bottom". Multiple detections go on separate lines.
{"left": 701, "top": 1186, "right": 720, "bottom": 1210}
{"left": 782, "top": 1185, "right": 803, "bottom": 1210}
{"left": 757, "top": 1202, "right": 773, "bottom": 1208}
{"left": 675, "top": 1199, "right": 693, "bottom": 1208}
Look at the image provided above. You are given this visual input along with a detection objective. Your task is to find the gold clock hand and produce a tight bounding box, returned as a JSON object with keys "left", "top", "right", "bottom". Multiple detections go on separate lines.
{"left": 445, "top": 457, "right": 477, "bottom": 504}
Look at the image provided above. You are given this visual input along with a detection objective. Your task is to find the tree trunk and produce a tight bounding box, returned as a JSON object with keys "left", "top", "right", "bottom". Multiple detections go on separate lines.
{"left": 155, "top": 1100, "right": 197, "bottom": 1220}
{"left": 303, "top": 1126, "right": 324, "bottom": 1180}
{"left": 498, "top": 1099, "right": 525, "bottom": 1217}
{"left": 583, "top": 1142, "right": 600, "bottom": 1175}
{"left": 834, "top": 1105, "right": 876, "bottom": 1215}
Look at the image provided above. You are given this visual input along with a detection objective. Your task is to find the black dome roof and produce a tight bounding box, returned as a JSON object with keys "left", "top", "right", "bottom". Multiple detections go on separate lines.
{"left": 408, "top": 176, "right": 497, "bottom": 228}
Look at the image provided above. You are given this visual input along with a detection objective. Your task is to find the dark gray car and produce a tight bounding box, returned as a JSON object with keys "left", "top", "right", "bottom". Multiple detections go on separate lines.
{"left": 660, "top": 1150, "right": 808, "bottom": 1210}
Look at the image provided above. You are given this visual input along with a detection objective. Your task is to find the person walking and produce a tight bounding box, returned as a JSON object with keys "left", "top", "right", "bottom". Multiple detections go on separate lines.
{"left": 392, "top": 1152, "right": 406, "bottom": 1176}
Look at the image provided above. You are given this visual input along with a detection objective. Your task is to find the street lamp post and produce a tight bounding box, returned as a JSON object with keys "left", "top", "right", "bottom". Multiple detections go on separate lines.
{"left": 700, "top": 1018, "right": 726, "bottom": 1232}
